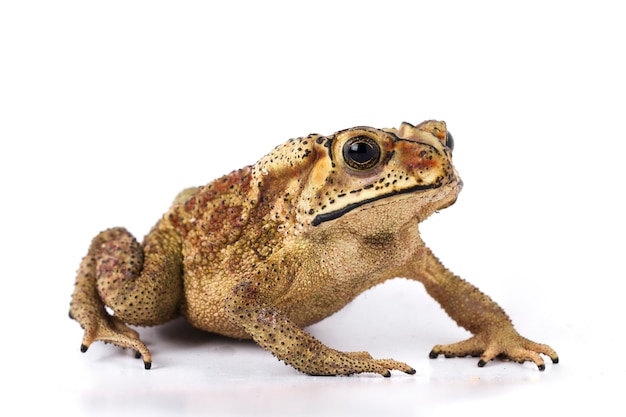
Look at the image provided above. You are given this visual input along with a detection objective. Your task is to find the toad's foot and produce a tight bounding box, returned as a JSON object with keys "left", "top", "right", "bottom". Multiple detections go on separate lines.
{"left": 429, "top": 328, "right": 559, "bottom": 371}
{"left": 307, "top": 350, "right": 416, "bottom": 377}
{"left": 72, "top": 310, "right": 152, "bottom": 369}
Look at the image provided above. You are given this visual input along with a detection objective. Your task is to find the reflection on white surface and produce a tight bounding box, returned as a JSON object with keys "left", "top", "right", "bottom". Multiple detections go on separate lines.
{"left": 15, "top": 279, "right": 616, "bottom": 417}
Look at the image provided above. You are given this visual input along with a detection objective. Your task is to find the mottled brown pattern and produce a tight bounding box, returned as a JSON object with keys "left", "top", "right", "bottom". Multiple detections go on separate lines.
{"left": 69, "top": 120, "right": 558, "bottom": 375}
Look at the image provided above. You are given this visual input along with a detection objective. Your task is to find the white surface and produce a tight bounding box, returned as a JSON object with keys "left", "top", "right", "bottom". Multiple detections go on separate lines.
{"left": 1, "top": 1, "right": 624, "bottom": 416}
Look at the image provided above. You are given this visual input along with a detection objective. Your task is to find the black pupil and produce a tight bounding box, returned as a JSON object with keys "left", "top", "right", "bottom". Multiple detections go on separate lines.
{"left": 348, "top": 142, "right": 376, "bottom": 164}
{"left": 445, "top": 132, "right": 454, "bottom": 150}
{"left": 343, "top": 136, "right": 380, "bottom": 170}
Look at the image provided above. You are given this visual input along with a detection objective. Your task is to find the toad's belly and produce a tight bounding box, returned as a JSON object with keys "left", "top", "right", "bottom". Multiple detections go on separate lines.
{"left": 179, "top": 273, "right": 351, "bottom": 339}
{"left": 180, "top": 275, "right": 251, "bottom": 339}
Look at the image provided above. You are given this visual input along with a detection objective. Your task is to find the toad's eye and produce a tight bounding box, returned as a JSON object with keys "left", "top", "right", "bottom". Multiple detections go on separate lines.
{"left": 342, "top": 136, "right": 381, "bottom": 170}
{"left": 445, "top": 131, "right": 454, "bottom": 151}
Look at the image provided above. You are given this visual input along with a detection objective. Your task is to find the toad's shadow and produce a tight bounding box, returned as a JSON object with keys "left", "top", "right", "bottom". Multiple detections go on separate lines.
{"left": 142, "top": 317, "right": 256, "bottom": 350}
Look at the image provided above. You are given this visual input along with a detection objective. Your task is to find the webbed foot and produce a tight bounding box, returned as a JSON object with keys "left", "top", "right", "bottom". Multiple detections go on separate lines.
{"left": 429, "top": 327, "right": 558, "bottom": 371}
{"left": 75, "top": 311, "right": 152, "bottom": 369}
{"left": 307, "top": 350, "right": 416, "bottom": 377}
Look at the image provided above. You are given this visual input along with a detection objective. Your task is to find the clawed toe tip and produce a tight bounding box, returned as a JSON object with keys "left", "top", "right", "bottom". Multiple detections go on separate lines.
{"left": 144, "top": 361, "right": 152, "bottom": 370}
{"left": 477, "top": 359, "right": 487, "bottom": 368}
{"left": 406, "top": 368, "right": 417, "bottom": 375}
{"left": 80, "top": 344, "right": 89, "bottom": 353}
{"left": 428, "top": 350, "right": 439, "bottom": 359}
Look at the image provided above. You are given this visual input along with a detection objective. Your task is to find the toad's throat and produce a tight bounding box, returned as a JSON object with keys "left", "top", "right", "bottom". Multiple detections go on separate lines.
{"left": 311, "top": 183, "right": 441, "bottom": 226}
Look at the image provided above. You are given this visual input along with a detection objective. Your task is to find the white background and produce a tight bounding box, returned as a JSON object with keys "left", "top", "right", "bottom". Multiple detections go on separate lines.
{"left": 2, "top": 1, "right": 624, "bottom": 416}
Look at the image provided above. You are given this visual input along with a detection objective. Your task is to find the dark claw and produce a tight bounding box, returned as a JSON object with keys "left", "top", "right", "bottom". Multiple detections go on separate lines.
{"left": 406, "top": 368, "right": 417, "bottom": 375}
{"left": 538, "top": 364, "right": 546, "bottom": 371}
{"left": 382, "top": 371, "right": 391, "bottom": 378}
{"left": 477, "top": 359, "right": 487, "bottom": 368}
{"left": 428, "top": 350, "right": 439, "bottom": 359}
{"left": 135, "top": 351, "right": 142, "bottom": 359}
{"left": 144, "top": 361, "right": 152, "bottom": 370}
{"left": 553, "top": 357, "right": 559, "bottom": 364}
{"left": 68, "top": 311, "right": 74, "bottom": 320}
{"left": 80, "top": 344, "right": 89, "bottom": 353}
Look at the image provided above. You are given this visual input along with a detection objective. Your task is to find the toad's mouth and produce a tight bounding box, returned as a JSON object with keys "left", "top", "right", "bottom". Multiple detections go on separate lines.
{"left": 311, "top": 183, "right": 442, "bottom": 226}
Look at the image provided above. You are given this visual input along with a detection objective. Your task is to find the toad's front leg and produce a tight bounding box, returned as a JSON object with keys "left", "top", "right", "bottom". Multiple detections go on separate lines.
{"left": 225, "top": 278, "right": 415, "bottom": 377}
{"left": 407, "top": 247, "right": 559, "bottom": 370}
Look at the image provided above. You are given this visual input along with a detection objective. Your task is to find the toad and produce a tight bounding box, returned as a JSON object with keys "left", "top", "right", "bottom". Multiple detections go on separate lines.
{"left": 69, "top": 120, "right": 558, "bottom": 376}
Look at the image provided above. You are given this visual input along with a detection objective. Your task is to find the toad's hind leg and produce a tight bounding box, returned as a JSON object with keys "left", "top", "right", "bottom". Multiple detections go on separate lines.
{"left": 69, "top": 226, "right": 183, "bottom": 369}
